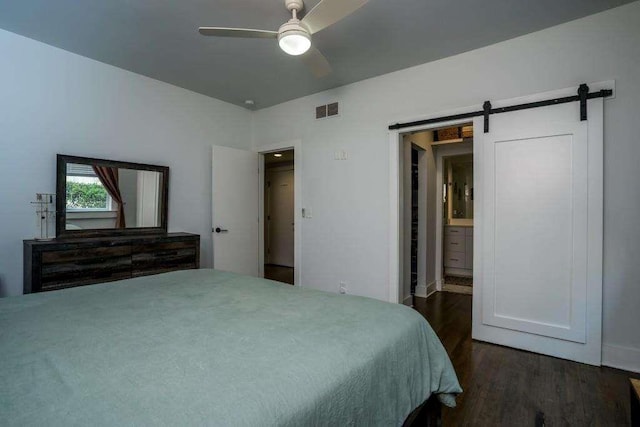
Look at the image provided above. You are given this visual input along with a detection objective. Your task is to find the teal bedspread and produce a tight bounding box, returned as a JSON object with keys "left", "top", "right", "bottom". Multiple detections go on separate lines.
{"left": 0, "top": 269, "right": 461, "bottom": 426}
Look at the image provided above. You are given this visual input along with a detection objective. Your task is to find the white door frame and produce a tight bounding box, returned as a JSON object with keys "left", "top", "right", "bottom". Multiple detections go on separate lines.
{"left": 256, "top": 139, "right": 302, "bottom": 286}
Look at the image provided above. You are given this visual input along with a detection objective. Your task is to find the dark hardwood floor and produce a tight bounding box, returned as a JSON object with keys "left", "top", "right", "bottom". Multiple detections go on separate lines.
{"left": 415, "top": 292, "right": 639, "bottom": 426}
{"left": 264, "top": 264, "right": 294, "bottom": 285}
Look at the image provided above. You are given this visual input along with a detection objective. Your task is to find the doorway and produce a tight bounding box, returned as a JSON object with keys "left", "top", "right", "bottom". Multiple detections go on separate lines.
{"left": 263, "top": 149, "right": 295, "bottom": 285}
{"left": 440, "top": 151, "right": 474, "bottom": 295}
{"left": 399, "top": 125, "right": 474, "bottom": 306}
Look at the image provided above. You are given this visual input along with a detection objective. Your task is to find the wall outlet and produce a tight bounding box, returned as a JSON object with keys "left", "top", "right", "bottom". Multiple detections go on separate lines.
{"left": 339, "top": 282, "right": 347, "bottom": 294}
{"left": 302, "top": 208, "right": 312, "bottom": 218}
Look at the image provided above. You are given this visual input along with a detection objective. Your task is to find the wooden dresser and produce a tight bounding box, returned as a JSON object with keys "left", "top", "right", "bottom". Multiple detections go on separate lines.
{"left": 24, "top": 233, "right": 200, "bottom": 293}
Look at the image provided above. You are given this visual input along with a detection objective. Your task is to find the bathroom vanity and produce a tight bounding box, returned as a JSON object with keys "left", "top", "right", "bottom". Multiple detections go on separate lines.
{"left": 443, "top": 225, "right": 473, "bottom": 277}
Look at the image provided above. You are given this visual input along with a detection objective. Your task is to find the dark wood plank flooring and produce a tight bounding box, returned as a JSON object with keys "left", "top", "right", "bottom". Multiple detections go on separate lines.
{"left": 264, "top": 264, "right": 294, "bottom": 285}
{"left": 415, "top": 292, "right": 639, "bottom": 426}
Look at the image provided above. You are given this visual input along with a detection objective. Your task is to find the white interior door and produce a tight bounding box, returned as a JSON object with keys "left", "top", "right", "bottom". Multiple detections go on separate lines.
{"left": 266, "top": 168, "right": 295, "bottom": 267}
{"left": 473, "top": 93, "right": 603, "bottom": 365}
{"left": 211, "top": 145, "right": 259, "bottom": 276}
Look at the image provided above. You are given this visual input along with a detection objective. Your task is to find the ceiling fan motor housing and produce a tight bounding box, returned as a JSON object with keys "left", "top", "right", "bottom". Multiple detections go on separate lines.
{"left": 278, "top": 19, "right": 309, "bottom": 39}
{"left": 285, "top": 0, "right": 304, "bottom": 13}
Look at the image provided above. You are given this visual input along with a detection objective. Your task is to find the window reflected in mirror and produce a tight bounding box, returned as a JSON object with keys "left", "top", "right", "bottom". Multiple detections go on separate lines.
{"left": 64, "top": 163, "right": 164, "bottom": 231}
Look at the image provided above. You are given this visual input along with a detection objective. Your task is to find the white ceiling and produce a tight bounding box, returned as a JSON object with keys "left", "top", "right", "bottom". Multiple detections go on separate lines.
{"left": 0, "top": 0, "right": 632, "bottom": 109}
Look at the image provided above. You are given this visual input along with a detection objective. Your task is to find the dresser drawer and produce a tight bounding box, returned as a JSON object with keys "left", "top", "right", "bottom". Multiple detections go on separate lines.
{"left": 444, "top": 234, "right": 465, "bottom": 252}
{"left": 25, "top": 233, "right": 200, "bottom": 293}
{"left": 40, "top": 246, "right": 132, "bottom": 290}
{"left": 131, "top": 240, "right": 198, "bottom": 277}
{"left": 445, "top": 226, "right": 466, "bottom": 236}
{"left": 444, "top": 251, "right": 466, "bottom": 268}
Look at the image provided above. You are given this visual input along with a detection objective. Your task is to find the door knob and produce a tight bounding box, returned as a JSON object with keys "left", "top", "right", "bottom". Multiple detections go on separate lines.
{"left": 214, "top": 227, "right": 228, "bottom": 233}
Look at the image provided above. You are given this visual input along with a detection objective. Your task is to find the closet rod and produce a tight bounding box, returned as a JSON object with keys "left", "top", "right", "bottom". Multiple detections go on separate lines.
{"left": 388, "top": 84, "right": 612, "bottom": 132}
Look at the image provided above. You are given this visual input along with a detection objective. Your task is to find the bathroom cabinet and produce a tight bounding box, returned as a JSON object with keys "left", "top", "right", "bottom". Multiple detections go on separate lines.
{"left": 444, "top": 225, "right": 473, "bottom": 276}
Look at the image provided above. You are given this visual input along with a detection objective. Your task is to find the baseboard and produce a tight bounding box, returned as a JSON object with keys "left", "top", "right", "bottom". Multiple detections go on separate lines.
{"left": 409, "top": 281, "right": 436, "bottom": 300}
{"left": 444, "top": 267, "right": 473, "bottom": 278}
{"left": 441, "top": 284, "right": 473, "bottom": 295}
{"left": 426, "top": 281, "right": 437, "bottom": 298}
{"left": 602, "top": 344, "right": 640, "bottom": 373}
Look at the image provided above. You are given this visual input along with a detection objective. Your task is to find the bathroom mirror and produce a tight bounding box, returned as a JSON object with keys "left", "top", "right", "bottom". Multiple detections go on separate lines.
{"left": 56, "top": 154, "right": 169, "bottom": 238}
{"left": 444, "top": 154, "right": 473, "bottom": 222}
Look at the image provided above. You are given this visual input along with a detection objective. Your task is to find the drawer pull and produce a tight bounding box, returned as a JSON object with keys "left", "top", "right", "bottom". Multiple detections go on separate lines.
{"left": 450, "top": 258, "right": 459, "bottom": 261}
{"left": 451, "top": 243, "right": 459, "bottom": 245}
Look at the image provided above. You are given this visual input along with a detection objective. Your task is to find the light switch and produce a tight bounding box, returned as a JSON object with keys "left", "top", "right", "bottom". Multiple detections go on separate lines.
{"left": 334, "top": 150, "right": 348, "bottom": 160}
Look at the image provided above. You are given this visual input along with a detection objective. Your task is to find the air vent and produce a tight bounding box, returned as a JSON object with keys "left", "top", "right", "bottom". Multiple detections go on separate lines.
{"left": 315, "top": 102, "right": 339, "bottom": 119}
{"left": 316, "top": 105, "right": 327, "bottom": 119}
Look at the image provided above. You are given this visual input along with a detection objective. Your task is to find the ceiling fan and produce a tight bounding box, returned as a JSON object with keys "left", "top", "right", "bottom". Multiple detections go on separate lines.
{"left": 199, "top": 0, "right": 369, "bottom": 78}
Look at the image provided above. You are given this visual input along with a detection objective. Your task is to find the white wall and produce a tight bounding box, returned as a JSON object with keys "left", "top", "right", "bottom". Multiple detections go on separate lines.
{"left": 0, "top": 29, "right": 252, "bottom": 296}
{"left": 252, "top": 2, "right": 640, "bottom": 369}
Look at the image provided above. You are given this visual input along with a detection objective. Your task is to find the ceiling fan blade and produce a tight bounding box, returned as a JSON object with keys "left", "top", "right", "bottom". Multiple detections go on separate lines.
{"left": 198, "top": 27, "right": 278, "bottom": 39}
{"left": 302, "top": 47, "right": 332, "bottom": 78}
{"left": 301, "top": 0, "right": 369, "bottom": 34}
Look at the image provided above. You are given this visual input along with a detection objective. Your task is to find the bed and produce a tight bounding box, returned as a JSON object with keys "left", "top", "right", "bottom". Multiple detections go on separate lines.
{"left": 0, "top": 269, "right": 461, "bottom": 426}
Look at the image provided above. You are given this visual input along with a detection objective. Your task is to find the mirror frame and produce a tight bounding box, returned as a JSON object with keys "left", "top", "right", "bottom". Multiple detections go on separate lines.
{"left": 56, "top": 154, "right": 169, "bottom": 238}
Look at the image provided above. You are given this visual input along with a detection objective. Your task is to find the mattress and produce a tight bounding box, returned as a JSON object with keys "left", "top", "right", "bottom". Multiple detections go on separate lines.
{"left": 0, "top": 269, "right": 461, "bottom": 426}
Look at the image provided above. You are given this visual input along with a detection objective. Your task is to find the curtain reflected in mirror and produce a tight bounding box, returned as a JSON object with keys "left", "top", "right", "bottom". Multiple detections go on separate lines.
{"left": 64, "top": 162, "right": 164, "bottom": 231}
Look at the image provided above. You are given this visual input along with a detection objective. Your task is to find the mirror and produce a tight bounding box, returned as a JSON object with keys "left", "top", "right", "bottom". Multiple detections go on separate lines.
{"left": 56, "top": 155, "right": 169, "bottom": 238}
{"left": 444, "top": 154, "right": 473, "bottom": 222}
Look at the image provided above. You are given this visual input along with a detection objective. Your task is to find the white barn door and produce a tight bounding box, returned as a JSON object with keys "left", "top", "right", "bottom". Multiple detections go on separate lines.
{"left": 473, "top": 91, "right": 603, "bottom": 365}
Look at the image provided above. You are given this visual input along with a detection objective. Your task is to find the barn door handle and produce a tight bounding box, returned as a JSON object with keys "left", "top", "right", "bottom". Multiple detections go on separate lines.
{"left": 214, "top": 227, "right": 228, "bottom": 233}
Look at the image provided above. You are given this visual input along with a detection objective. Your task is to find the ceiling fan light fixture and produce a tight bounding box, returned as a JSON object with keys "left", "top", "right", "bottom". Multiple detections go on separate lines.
{"left": 278, "top": 21, "right": 311, "bottom": 56}
{"left": 199, "top": 0, "right": 372, "bottom": 77}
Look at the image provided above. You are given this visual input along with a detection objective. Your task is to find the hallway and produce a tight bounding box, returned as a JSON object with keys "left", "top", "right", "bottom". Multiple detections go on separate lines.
{"left": 264, "top": 264, "right": 294, "bottom": 285}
